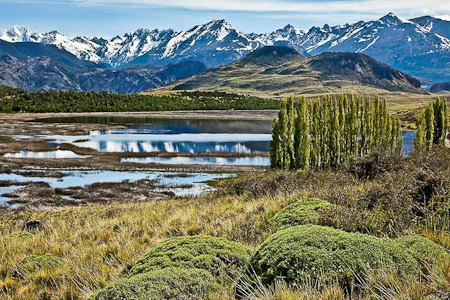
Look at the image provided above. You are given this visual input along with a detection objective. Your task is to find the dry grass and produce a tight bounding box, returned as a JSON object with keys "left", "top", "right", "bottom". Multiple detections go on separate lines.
{"left": 0, "top": 190, "right": 295, "bottom": 299}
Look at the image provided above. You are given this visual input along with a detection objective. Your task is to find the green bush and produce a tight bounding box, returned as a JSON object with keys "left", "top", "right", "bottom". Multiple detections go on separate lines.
{"left": 270, "top": 198, "right": 333, "bottom": 229}
{"left": 20, "top": 255, "right": 61, "bottom": 272}
{"left": 91, "top": 267, "right": 218, "bottom": 300}
{"left": 395, "top": 235, "right": 449, "bottom": 263}
{"left": 6, "top": 231, "right": 34, "bottom": 239}
{"left": 249, "top": 225, "right": 419, "bottom": 286}
{"left": 129, "top": 235, "right": 251, "bottom": 280}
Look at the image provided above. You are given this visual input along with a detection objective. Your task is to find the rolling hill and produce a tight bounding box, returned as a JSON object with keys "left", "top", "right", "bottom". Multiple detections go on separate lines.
{"left": 156, "top": 46, "right": 425, "bottom": 98}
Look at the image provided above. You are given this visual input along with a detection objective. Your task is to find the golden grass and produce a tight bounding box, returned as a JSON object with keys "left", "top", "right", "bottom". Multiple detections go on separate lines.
{"left": 0, "top": 190, "right": 297, "bottom": 300}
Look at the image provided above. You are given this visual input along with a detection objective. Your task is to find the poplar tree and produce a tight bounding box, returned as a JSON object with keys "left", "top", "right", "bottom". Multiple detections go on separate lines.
{"left": 424, "top": 102, "right": 434, "bottom": 151}
{"left": 330, "top": 98, "right": 341, "bottom": 168}
{"left": 433, "top": 97, "right": 449, "bottom": 146}
{"left": 271, "top": 93, "right": 405, "bottom": 170}
{"left": 414, "top": 114, "right": 426, "bottom": 153}
{"left": 321, "top": 96, "right": 330, "bottom": 169}
{"left": 294, "top": 96, "right": 310, "bottom": 169}
{"left": 287, "top": 96, "right": 295, "bottom": 165}
{"left": 278, "top": 98, "right": 291, "bottom": 169}
{"left": 338, "top": 94, "right": 347, "bottom": 160}
{"left": 349, "top": 94, "right": 357, "bottom": 155}
{"left": 310, "top": 99, "right": 320, "bottom": 169}
{"left": 381, "top": 99, "right": 391, "bottom": 150}
{"left": 443, "top": 98, "right": 449, "bottom": 142}
{"left": 270, "top": 118, "right": 281, "bottom": 168}
{"left": 395, "top": 118, "right": 403, "bottom": 155}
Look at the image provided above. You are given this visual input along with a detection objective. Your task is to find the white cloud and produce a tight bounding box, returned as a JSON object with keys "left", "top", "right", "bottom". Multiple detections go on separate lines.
{"left": 35, "top": 0, "right": 449, "bottom": 16}
{"left": 437, "top": 15, "right": 450, "bottom": 21}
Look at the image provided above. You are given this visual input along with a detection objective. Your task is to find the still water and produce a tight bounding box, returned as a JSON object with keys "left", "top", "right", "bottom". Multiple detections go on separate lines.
{"left": 24, "top": 117, "right": 415, "bottom": 158}
{"left": 122, "top": 156, "right": 271, "bottom": 166}
{"left": 0, "top": 171, "right": 234, "bottom": 205}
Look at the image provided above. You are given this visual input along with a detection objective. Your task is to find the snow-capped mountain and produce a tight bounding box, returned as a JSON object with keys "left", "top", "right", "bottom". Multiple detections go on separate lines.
{"left": 0, "top": 25, "right": 104, "bottom": 62}
{"left": 255, "top": 24, "right": 308, "bottom": 55}
{"left": 1, "top": 13, "right": 450, "bottom": 84}
{"left": 293, "top": 13, "right": 450, "bottom": 85}
{"left": 127, "top": 19, "right": 262, "bottom": 68}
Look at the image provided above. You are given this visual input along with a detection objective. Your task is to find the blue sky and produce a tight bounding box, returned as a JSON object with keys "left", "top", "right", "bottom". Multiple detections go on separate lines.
{"left": 1, "top": 0, "right": 449, "bottom": 37}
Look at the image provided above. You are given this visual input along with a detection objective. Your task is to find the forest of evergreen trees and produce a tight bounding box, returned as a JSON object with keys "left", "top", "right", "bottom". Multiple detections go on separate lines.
{"left": 270, "top": 94, "right": 404, "bottom": 170}
{"left": 0, "top": 88, "right": 279, "bottom": 113}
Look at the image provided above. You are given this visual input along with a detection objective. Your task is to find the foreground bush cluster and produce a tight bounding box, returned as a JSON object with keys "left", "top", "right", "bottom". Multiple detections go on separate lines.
{"left": 0, "top": 149, "right": 449, "bottom": 299}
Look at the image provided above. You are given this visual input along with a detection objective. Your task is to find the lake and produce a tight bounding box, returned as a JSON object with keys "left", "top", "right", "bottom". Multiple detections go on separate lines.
{"left": 0, "top": 171, "right": 234, "bottom": 205}
{"left": 14, "top": 117, "right": 416, "bottom": 163}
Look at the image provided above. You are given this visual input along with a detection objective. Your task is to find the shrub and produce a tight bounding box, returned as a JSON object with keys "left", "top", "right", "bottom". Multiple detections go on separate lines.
{"left": 5, "top": 231, "right": 34, "bottom": 239}
{"left": 91, "top": 267, "right": 218, "bottom": 300}
{"left": 395, "top": 235, "right": 449, "bottom": 263}
{"left": 270, "top": 198, "right": 333, "bottom": 229}
{"left": 19, "top": 255, "right": 61, "bottom": 273}
{"left": 249, "top": 225, "right": 418, "bottom": 287}
{"left": 129, "top": 235, "right": 252, "bottom": 281}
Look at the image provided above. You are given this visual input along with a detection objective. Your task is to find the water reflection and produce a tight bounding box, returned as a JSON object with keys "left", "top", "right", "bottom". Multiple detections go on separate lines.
{"left": 32, "top": 117, "right": 416, "bottom": 157}
{"left": 4, "top": 150, "right": 88, "bottom": 159}
{"left": 45, "top": 133, "right": 271, "bottom": 153}
{"left": 0, "top": 171, "right": 234, "bottom": 200}
{"left": 35, "top": 117, "right": 273, "bottom": 134}
{"left": 122, "top": 156, "right": 270, "bottom": 166}
{"left": 0, "top": 185, "right": 23, "bottom": 205}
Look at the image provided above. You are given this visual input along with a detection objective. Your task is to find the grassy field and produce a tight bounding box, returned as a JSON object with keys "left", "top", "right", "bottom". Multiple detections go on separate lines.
{"left": 1, "top": 149, "right": 449, "bottom": 300}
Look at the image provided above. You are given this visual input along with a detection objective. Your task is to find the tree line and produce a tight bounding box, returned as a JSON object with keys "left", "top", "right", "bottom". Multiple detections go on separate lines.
{"left": 0, "top": 88, "right": 279, "bottom": 113}
{"left": 270, "top": 94, "right": 403, "bottom": 170}
{"left": 414, "top": 97, "right": 449, "bottom": 152}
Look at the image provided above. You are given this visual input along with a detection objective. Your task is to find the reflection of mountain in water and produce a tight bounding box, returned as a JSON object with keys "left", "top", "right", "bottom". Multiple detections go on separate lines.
{"left": 77, "top": 140, "right": 270, "bottom": 153}
{"left": 122, "top": 156, "right": 270, "bottom": 166}
{"left": 39, "top": 117, "right": 273, "bottom": 134}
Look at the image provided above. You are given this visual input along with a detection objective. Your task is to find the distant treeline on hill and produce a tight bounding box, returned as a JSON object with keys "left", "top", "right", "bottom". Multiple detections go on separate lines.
{"left": 0, "top": 86, "right": 279, "bottom": 113}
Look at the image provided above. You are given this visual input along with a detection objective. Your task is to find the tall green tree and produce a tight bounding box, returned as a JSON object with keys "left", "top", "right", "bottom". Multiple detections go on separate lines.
{"left": 414, "top": 114, "right": 426, "bottom": 153}
{"left": 310, "top": 99, "right": 320, "bottom": 169}
{"left": 278, "top": 98, "right": 290, "bottom": 169}
{"left": 270, "top": 118, "right": 281, "bottom": 168}
{"left": 424, "top": 102, "right": 434, "bottom": 151}
{"left": 395, "top": 118, "right": 403, "bottom": 155}
{"left": 294, "top": 96, "right": 310, "bottom": 169}
{"left": 330, "top": 98, "right": 341, "bottom": 168}
{"left": 433, "top": 97, "right": 449, "bottom": 146}
{"left": 349, "top": 94, "right": 358, "bottom": 155}
{"left": 287, "top": 96, "right": 295, "bottom": 165}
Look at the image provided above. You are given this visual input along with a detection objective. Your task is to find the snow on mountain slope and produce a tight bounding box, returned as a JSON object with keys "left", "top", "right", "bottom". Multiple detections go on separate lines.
{"left": 1, "top": 13, "right": 449, "bottom": 84}
{"left": 0, "top": 26, "right": 103, "bottom": 62}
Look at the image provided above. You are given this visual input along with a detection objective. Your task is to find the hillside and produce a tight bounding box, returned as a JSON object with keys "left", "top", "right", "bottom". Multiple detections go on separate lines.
{"left": 430, "top": 82, "right": 450, "bottom": 93}
{"left": 0, "top": 40, "right": 207, "bottom": 92}
{"left": 157, "top": 46, "right": 425, "bottom": 98}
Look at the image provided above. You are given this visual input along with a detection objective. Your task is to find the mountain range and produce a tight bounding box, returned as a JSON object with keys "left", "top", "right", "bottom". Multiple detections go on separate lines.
{"left": 1, "top": 13, "right": 449, "bottom": 87}
{"left": 0, "top": 40, "right": 207, "bottom": 92}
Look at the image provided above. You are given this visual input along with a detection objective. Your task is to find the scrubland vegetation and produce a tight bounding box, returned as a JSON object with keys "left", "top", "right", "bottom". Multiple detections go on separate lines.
{"left": 1, "top": 148, "right": 449, "bottom": 299}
